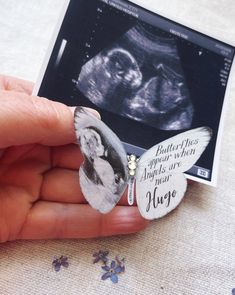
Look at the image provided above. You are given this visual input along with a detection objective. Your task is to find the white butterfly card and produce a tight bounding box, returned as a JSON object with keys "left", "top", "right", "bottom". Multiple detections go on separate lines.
{"left": 74, "top": 107, "right": 212, "bottom": 220}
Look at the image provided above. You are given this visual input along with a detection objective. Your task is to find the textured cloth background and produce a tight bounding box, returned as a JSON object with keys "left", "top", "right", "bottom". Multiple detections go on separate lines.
{"left": 0, "top": 0, "right": 235, "bottom": 294}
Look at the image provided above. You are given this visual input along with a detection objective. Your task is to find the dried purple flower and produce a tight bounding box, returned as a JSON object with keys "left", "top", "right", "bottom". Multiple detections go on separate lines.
{"left": 232, "top": 288, "right": 235, "bottom": 295}
{"left": 52, "top": 256, "right": 69, "bottom": 272}
{"left": 101, "top": 260, "right": 124, "bottom": 284}
{"left": 115, "top": 256, "right": 126, "bottom": 273}
{"left": 93, "top": 250, "right": 109, "bottom": 264}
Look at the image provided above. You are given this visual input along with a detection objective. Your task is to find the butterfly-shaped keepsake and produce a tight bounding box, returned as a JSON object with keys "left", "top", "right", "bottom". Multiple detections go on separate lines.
{"left": 74, "top": 107, "right": 212, "bottom": 220}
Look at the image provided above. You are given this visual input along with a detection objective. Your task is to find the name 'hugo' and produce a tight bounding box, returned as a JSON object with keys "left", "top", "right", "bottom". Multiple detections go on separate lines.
{"left": 145, "top": 187, "right": 177, "bottom": 212}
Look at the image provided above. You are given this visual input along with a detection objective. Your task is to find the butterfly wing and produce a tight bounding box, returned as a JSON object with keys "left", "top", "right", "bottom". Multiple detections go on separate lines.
{"left": 74, "top": 107, "right": 129, "bottom": 214}
{"left": 136, "top": 127, "right": 212, "bottom": 220}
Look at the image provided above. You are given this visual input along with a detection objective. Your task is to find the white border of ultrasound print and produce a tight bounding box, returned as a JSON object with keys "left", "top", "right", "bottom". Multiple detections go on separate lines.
{"left": 33, "top": 0, "right": 235, "bottom": 187}
{"left": 33, "top": 0, "right": 70, "bottom": 96}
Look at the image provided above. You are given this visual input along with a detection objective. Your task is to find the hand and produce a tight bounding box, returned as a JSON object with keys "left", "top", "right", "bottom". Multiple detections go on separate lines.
{"left": 0, "top": 75, "right": 149, "bottom": 243}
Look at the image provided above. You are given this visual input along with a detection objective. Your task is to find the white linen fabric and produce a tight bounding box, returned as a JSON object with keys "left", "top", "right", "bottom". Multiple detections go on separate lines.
{"left": 0, "top": 0, "right": 235, "bottom": 294}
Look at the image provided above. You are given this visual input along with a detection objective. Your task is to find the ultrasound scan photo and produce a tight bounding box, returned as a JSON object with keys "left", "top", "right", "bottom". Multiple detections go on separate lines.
{"left": 36, "top": 0, "right": 235, "bottom": 184}
{"left": 76, "top": 24, "right": 194, "bottom": 131}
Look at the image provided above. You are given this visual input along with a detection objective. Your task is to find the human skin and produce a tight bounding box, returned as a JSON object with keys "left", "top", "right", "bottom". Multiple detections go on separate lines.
{"left": 0, "top": 75, "right": 149, "bottom": 243}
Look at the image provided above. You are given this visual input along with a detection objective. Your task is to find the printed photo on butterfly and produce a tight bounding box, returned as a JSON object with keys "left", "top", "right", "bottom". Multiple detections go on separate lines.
{"left": 74, "top": 107, "right": 212, "bottom": 220}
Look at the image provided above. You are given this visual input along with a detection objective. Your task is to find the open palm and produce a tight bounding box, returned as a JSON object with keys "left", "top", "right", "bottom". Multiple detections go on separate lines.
{"left": 0, "top": 76, "right": 148, "bottom": 243}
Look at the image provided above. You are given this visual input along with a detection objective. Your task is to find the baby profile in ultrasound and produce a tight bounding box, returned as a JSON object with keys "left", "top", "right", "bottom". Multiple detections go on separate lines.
{"left": 76, "top": 24, "right": 194, "bottom": 131}
{"left": 74, "top": 107, "right": 128, "bottom": 214}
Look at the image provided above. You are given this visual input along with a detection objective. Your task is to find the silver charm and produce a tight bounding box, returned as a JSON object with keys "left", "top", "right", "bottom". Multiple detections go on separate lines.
{"left": 127, "top": 155, "right": 137, "bottom": 205}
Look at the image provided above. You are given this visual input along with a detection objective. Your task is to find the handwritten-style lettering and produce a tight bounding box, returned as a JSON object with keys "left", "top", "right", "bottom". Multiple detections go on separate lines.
{"left": 146, "top": 187, "right": 177, "bottom": 212}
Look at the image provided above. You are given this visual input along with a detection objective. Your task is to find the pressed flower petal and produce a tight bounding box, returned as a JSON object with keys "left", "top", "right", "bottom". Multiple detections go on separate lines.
{"left": 111, "top": 261, "right": 116, "bottom": 269}
{"left": 102, "top": 257, "right": 108, "bottom": 263}
{"left": 101, "top": 272, "right": 111, "bottom": 281}
{"left": 54, "top": 263, "right": 61, "bottom": 272}
{"left": 115, "top": 266, "right": 123, "bottom": 274}
{"left": 93, "top": 257, "right": 100, "bottom": 264}
{"left": 111, "top": 274, "right": 118, "bottom": 284}
{"left": 115, "top": 256, "right": 121, "bottom": 263}
{"left": 62, "top": 261, "right": 69, "bottom": 268}
{"left": 93, "top": 252, "right": 98, "bottom": 257}
{"left": 102, "top": 266, "right": 110, "bottom": 271}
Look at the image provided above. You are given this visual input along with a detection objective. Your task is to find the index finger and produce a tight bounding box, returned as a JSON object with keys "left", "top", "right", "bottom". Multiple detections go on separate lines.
{"left": 0, "top": 89, "right": 101, "bottom": 148}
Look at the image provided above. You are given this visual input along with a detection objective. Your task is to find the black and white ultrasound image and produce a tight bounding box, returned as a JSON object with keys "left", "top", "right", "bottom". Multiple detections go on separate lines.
{"left": 37, "top": 0, "right": 235, "bottom": 181}
{"left": 76, "top": 24, "right": 193, "bottom": 131}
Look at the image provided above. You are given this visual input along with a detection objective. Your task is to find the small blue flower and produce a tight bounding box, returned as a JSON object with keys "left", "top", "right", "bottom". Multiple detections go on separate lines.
{"left": 52, "top": 256, "right": 69, "bottom": 272}
{"left": 93, "top": 250, "right": 109, "bottom": 264}
{"left": 101, "top": 260, "right": 124, "bottom": 284}
{"left": 232, "top": 288, "right": 235, "bottom": 295}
